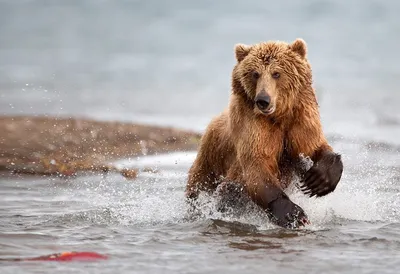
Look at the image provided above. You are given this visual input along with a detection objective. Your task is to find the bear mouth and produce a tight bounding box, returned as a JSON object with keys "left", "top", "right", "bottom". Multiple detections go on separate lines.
{"left": 258, "top": 106, "right": 275, "bottom": 115}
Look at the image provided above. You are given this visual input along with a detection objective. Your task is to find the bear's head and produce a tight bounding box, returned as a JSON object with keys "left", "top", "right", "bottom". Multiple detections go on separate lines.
{"left": 232, "top": 39, "right": 313, "bottom": 118}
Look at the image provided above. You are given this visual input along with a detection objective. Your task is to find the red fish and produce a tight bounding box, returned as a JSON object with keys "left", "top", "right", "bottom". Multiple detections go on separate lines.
{"left": 3, "top": 251, "right": 108, "bottom": 262}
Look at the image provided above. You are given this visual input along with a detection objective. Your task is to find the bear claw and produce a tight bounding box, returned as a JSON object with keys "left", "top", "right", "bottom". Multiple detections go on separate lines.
{"left": 301, "top": 152, "right": 343, "bottom": 197}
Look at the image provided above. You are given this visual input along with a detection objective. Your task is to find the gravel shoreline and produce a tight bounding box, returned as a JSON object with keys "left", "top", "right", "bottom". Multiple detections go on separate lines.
{"left": 0, "top": 116, "right": 201, "bottom": 179}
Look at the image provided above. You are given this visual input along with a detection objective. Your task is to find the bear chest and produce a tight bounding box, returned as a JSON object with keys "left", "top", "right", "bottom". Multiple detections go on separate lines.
{"left": 278, "top": 137, "right": 301, "bottom": 168}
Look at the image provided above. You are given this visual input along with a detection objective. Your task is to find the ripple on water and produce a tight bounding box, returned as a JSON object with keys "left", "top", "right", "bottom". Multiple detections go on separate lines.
{"left": 1, "top": 134, "right": 400, "bottom": 273}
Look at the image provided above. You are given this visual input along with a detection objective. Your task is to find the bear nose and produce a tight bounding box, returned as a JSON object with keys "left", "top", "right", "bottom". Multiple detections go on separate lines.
{"left": 255, "top": 95, "right": 271, "bottom": 111}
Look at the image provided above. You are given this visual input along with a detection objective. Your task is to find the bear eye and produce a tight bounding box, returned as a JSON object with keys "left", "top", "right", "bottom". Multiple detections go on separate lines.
{"left": 271, "top": 72, "right": 280, "bottom": 79}
{"left": 251, "top": 71, "right": 260, "bottom": 80}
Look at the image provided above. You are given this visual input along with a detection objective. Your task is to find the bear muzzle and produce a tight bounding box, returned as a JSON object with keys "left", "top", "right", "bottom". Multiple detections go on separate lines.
{"left": 255, "top": 93, "right": 275, "bottom": 115}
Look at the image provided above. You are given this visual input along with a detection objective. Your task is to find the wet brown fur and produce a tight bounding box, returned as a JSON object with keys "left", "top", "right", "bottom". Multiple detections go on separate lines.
{"left": 186, "top": 39, "right": 333, "bottom": 210}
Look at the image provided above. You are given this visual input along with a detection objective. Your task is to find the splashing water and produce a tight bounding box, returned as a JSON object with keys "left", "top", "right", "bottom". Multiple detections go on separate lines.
{"left": 66, "top": 139, "right": 398, "bottom": 230}
{"left": 1, "top": 137, "right": 400, "bottom": 273}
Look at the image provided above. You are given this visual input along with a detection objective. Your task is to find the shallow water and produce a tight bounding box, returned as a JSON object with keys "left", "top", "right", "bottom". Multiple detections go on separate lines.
{"left": 1, "top": 143, "right": 400, "bottom": 273}
{"left": 1, "top": 0, "right": 400, "bottom": 273}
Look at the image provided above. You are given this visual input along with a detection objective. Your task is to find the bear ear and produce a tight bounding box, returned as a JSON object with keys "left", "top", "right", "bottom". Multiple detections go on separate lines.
{"left": 234, "top": 44, "right": 252, "bottom": 62}
{"left": 290, "top": 38, "right": 307, "bottom": 58}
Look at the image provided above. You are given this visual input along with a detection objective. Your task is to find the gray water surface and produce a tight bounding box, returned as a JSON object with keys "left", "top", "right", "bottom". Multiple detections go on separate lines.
{"left": 1, "top": 0, "right": 400, "bottom": 273}
{"left": 1, "top": 147, "right": 400, "bottom": 274}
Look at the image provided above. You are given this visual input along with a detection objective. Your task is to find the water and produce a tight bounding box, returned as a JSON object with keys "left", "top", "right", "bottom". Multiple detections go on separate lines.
{"left": 1, "top": 0, "right": 400, "bottom": 273}
{"left": 1, "top": 148, "right": 400, "bottom": 273}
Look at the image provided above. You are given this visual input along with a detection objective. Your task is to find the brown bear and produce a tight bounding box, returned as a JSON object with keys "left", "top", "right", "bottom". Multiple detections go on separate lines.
{"left": 185, "top": 38, "right": 343, "bottom": 229}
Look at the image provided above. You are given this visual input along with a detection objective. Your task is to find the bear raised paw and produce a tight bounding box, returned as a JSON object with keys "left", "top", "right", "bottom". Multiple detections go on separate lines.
{"left": 185, "top": 39, "right": 343, "bottom": 229}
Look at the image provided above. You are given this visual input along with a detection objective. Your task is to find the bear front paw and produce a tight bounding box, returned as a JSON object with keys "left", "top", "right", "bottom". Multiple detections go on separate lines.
{"left": 301, "top": 152, "right": 343, "bottom": 197}
{"left": 267, "top": 195, "right": 309, "bottom": 229}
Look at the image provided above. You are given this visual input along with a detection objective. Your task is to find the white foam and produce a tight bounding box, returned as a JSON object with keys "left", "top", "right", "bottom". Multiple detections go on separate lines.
{"left": 70, "top": 142, "right": 398, "bottom": 230}
{"left": 114, "top": 151, "right": 198, "bottom": 170}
